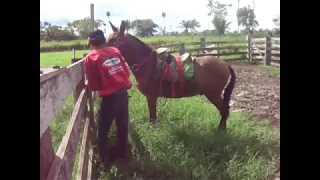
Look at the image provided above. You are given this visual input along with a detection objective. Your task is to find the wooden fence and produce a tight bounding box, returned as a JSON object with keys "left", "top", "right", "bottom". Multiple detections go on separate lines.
{"left": 40, "top": 57, "right": 98, "bottom": 180}
{"left": 249, "top": 36, "right": 280, "bottom": 67}
{"left": 152, "top": 35, "right": 280, "bottom": 67}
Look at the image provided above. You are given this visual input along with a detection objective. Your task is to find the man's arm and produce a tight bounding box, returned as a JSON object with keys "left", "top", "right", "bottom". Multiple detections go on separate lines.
{"left": 84, "top": 56, "right": 101, "bottom": 91}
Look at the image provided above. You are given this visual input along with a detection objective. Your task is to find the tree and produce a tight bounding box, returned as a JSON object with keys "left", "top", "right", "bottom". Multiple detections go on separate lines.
{"left": 212, "top": 17, "right": 231, "bottom": 36}
{"left": 68, "top": 17, "right": 106, "bottom": 39}
{"left": 178, "top": 19, "right": 201, "bottom": 34}
{"left": 124, "top": 20, "right": 134, "bottom": 34}
{"left": 106, "top": 11, "right": 110, "bottom": 19}
{"left": 207, "top": 0, "right": 232, "bottom": 17}
{"left": 272, "top": 15, "right": 280, "bottom": 36}
{"left": 131, "top": 19, "right": 158, "bottom": 37}
{"left": 207, "top": 0, "right": 232, "bottom": 36}
{"left": 237, "top": 6, "right": 259, "bottom": 34}
{"left": 161, "top": 12, "right": 166, "bottom": 35}
{"left": 40, "top": 21, "right": 77, "bottom": 41}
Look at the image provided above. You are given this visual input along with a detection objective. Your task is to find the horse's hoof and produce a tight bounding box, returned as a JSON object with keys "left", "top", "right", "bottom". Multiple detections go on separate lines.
{"left": 218, "top": 126, "right": 227, "bottom": 132}
{"left": 150, "top": 118, "right": 157, "bottom": 123}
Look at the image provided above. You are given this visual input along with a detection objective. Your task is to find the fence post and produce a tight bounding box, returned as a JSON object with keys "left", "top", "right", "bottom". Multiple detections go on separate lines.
{"left": 217, "top": 42, "right": 220, "bottom": 58}
{"left": 246, "top": 35, "right": 252, "bottom": 63}
{"left": 179, "top": 43, "right": 185, "bottom": 55}
{"left": 264, "top": 35, "right": 271, "bottom": 66}
{"left": 71, "top": 58, "right": 85, "bottom": 104}
{"left": 40, "top": 128, "right": 55, "bottom": 180}
{"left": 200, "top": 37, "right": 205, "bottom": 49}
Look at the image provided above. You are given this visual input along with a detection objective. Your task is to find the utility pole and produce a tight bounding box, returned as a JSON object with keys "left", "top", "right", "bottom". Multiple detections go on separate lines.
{"left": 237, "top": 0, "right": 240, "bottom": 33}
{"left": 253, "top": 0, "right": 255, "bottom": 11}
{"left": 90, "top": 4, "right": 95, "bottom": 32}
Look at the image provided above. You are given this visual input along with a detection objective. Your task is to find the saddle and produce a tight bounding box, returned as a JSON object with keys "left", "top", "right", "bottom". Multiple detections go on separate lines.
{"left": 155, "top": 47, "right": 196, "bottom": 97}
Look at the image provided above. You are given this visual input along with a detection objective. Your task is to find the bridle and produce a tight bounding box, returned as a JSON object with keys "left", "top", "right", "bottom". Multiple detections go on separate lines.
{"left": 109, "top": 33, "right": 154, "bottom": 72}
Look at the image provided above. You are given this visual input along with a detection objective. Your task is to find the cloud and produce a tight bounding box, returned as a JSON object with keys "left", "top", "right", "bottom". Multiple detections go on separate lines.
{"left": 40, "top": 0, "right": 280, "bottom": 33}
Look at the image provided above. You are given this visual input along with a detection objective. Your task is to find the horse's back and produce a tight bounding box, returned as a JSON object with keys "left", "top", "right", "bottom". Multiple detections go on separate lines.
{"left": 194, "top": 55, "right": 230, "bottom": 92}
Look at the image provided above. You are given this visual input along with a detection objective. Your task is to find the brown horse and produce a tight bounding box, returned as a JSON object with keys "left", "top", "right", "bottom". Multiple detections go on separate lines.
{"left": 106, "top": 21, "right": 236, "bottom": 131}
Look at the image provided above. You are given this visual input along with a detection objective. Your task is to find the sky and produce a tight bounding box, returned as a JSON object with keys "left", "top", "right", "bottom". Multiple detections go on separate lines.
{"left": 40, "top": 0, "right": 280, "bottom": 34}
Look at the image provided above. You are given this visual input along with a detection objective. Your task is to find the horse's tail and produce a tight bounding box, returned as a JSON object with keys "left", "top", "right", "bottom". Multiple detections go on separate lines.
{"left": 223, "top": 65, "right": 236, "bottom": 109}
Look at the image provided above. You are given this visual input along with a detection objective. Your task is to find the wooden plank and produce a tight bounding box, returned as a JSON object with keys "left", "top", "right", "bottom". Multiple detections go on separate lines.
{"left": 271, "top": 56, "right": 280, "bottom": 61}
{"left": 272, "top": 44, "right": 280, "bottom": 48}
{"left": 76, "top": 117, "right": 91, "bottom": 180}
{"left": 46, "top": 89, "right": 88, "bottom": 180}
{"left": 203, "top": 52, "right": 248, "bottom": 56}
{"left": 252, "top": 38, "right": 265, "bottom": 41}
{"left": 86, "top": 149, "right": 93, "bottom": 180}
{"left": 272, "top": 37, "right": 280, "bottom": 41}
{"left": 40, "top": 59, "right": 85, "bottom": 138}
{"left": 205, "top": 40, "right": 247, "bottom": 44}
{"left": 87, "top": 88, "right": 97, "bottom": 180}
{"left": 40, "top": 128, "right": 55, "bottom": 180}
{"left": 40, "top": 67, "right": 67, "bottom": 83}
{"left": 185, "top": 42, "right": 201, "bottom": 46}
{"left": 200, "top": 46, "right": 248, "bottom": 51}
{"left": 223, "top": 58, "right": 247, "bottom": 61}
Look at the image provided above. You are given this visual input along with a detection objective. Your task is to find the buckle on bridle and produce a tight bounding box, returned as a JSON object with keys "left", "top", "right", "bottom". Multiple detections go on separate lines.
{"left": 131, "top": 64, "right": 138, "bottom": 72}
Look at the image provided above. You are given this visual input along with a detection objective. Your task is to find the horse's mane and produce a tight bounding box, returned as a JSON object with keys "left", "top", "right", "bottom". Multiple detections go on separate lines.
{"left": 127, "top": 34, "right": 153, "bottom": 51}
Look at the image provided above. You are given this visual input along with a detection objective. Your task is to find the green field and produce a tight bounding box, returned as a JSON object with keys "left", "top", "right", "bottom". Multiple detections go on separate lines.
{"left": 42, "top": 51, "right": 279, "bottom": 180}
{"left": 40, "top": 35, "right": 246, "bottom": 50}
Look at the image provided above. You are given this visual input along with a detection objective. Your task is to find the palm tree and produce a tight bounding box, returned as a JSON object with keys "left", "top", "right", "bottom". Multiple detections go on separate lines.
{"left": 106, "top": 11, "right": 110, "bottom": 19}
{"left": 178, "top": 20, "right": 200, "bottom": 34}
{"left": 161, "top": 12, "right": 166, "bottom": 35}
{"left": 178, "top": 20, "right": 192, "bottom": 34}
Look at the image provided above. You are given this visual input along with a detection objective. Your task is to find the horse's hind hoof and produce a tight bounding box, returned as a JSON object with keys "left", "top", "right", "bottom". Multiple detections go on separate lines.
{"left": 218, "top": 126, "right": 227, "bottom": 132}
{"left": 150, "top": 118, "right": 157, "bottom": 123}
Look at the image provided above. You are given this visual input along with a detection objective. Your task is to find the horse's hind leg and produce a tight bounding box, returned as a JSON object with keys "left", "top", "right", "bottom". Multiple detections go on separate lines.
{"left": 204, "top": 93, "right": 229, "bottom": 131}
{"left": 146, "top": 95, "right": 158, "bottom": 122}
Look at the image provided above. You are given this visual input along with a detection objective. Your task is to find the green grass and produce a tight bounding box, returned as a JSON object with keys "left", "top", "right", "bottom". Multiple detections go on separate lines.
{"left": 40, "top": 50, "right": 90, "bottom": 66}
{"left": 41, "top": 51, "right": 279, "bottom": 180}
{"left": 40, "top": 35, "right": 246, "bottom": 49}
{"left": 259, "top": 65, "right": 280, "bottom": 78}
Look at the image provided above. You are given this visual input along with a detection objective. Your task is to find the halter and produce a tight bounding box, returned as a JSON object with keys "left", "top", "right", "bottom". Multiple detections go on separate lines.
{"left": 110, "top": 33, "right": 153, "bottom": 72}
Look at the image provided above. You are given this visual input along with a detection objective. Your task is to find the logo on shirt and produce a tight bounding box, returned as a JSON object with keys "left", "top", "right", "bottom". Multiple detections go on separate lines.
{"left": 102, "top": 58, "right": 121, "bottom": 67}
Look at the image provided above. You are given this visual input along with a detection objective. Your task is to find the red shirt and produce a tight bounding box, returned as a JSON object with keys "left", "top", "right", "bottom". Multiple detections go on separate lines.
{"left": 84, "top": 46, "right": 132, "bottom": 96}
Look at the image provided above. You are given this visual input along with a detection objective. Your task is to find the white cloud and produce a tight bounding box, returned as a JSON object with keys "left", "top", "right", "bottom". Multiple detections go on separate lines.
{"left": 40, "top": 0, "right": 279, "bottom": 33}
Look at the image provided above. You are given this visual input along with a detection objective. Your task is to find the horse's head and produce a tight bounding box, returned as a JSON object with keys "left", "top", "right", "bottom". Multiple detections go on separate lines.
{"left": 106, "top": 21, "right": 157, "bottom": 72}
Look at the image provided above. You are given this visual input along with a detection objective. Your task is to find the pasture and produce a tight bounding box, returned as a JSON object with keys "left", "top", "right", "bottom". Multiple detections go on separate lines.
{"left": 40, "top": 35, "right": 245, "bottom": 52}
{"left": 41, "top": 49, "right": 280, "bottom": 179}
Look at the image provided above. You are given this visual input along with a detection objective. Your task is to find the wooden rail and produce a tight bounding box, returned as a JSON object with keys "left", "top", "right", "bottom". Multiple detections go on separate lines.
{"left": 251, "top": 36, "right": 280, "bottom": 67}
{"left": 40, "top": 57, "right": 97, "bottom": 180}
{"left": 152, "top": 36, "right": 279, "bottom": 67}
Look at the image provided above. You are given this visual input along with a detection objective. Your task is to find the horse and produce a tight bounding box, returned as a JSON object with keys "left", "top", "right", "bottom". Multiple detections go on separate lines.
{"left": 105, "top": 21, "right": 236, "bottom": 131}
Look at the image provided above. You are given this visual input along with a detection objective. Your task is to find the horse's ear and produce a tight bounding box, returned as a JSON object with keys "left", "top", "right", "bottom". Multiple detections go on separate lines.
{"left": 119, "top": 20, "right": 126, "bottom": 35}
{"left": 109, "top": 21, "right": 118, "bottom": 32}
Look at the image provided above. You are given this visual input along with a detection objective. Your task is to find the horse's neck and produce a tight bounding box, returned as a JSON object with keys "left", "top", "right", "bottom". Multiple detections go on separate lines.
{"left": 123, "top": 48, "right": 156, "bottom": 85}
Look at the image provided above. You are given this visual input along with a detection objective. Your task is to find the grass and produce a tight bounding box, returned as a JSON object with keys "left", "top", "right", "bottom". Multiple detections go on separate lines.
{"left": 40, "top": 50, "right": 90, "bottom": 66}
{"left": 41, "top": 51, "right": 279, "bottom": 180}
{"left": 259, "top": 65, "right": 280, "bottom": 78}
{"left": 40, "top": 35, "right": 246, "bottom": 49}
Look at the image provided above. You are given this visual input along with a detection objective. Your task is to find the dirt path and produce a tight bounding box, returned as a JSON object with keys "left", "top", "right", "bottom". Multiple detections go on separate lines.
{"left": 229, "top": 64, "right": 280, "bottom": 179}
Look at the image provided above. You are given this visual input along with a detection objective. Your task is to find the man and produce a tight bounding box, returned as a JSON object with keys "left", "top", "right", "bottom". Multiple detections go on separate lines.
{"left": 84, "top": 29, "right": 132, "bottom": 165}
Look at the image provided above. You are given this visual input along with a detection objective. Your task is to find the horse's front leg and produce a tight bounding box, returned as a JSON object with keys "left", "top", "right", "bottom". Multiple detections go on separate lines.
{"left": 146, "top": 95, "right": 158, "bottom": 122}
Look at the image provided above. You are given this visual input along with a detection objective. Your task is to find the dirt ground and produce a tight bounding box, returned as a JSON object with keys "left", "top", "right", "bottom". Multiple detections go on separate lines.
{"left": 230, "top": 64, "right": 280, "bottom": 180}
{"left": 230, "top": 64, "right": 280, "bottom": 129}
